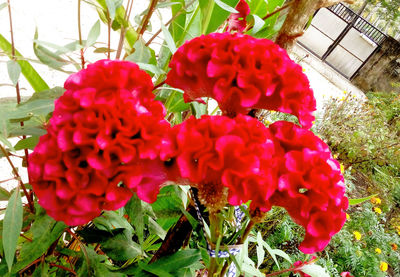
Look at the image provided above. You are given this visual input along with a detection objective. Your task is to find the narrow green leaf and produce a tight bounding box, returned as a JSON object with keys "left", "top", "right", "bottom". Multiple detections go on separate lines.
{"left": 3, "top": 188, "right": 23, "bottom": 271}
{"left": 256, "top": 232, "right": 265, "bottom": 268}
{"left": 214, "top": 0, "right": 238, "bottom": 13}
{"left": 14, "top": 136, "right": 39, "bottom": 151}
{"left": 105, "top": 0, "right": 123, "bottom": 20}
{"left": 0, "top": 187, "right": 11, "bottom": 201}
{"left": 6, "top": 60, "right": 21, "bottom": 86}
{"left": 13, "top": 213, "right": 66, "bottom": 273}
{"left": 148, "top": 217, "right": 167, "bottom": 240}
{"left": 86, "top": 20, "right": 101, "bottom": 46}
{"left": 94, "top": 47, "right": 116, "bottom": 53}
{"left": 251, "top": 14, "right": 265, "bottom": 34}
{"left": 348, "top": 194, "right": 378, "bottom": 205}
{"left": 161, "top": 23, "right": 177, "bottom": 54}
{"left": 0, "top": 34, "right": 49, "bottom": 92}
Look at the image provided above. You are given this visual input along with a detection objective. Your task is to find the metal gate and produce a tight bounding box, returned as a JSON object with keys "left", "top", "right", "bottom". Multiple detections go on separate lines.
{"left": 298, "top": 3, "right": 387, "bottom": 79}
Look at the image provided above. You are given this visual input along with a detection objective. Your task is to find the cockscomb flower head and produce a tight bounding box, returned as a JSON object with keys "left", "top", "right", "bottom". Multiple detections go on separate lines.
{"left": 166, "top": 33, "right": 316, "bottom": 128}
{"left": 29, "top": 60, "right": 170, "bottom": 225}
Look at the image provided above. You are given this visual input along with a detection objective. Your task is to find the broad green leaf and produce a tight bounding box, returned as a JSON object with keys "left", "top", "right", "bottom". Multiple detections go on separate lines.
{"left": 0, "top": 34, "right": 49, "bottom": 92}
{"left": 163, "top": 89, "right": 191, "bottom": 113}
{"left": 151, "top": 186, "right": 183, "bottom": 229}
{"left": 9, "top": 127, "right": 46, "bottom": 137}
{"left": 161, "top": 23, "right": 177, "bottom": 54}
{"left": 22, "top": 87, "right": 65, "bottom": 103}
{"left": 200, "top": 0, "right": 239, "bottom": 34}
{"left": 0, "top": 187, "right": 11, "bottom": 201}
{"left": 190, "top": 102, "right": 207, "bottom": 118}
{"left": 86, "top": 20, "right": 101, "bottom": 46}
{"left": 100, "top": 229, "right": 141, "bottom": 261}
{"left": 248, "top": 0, "right": 268, "bottom": 17}
{"left": 8, "top": 99, "right": 56, "bottom": 122}
{"left": 300, "top": 264, "right": 330, "bottom": 277}
{"left": 6, "top": 60, "right": 21, "bottom": 86}
{"left": 93, "top": 211, "right": 133, "bottom": 232}
{"left": 145, "top": 249, "right": 201, "bottom": 273}
{"left": 3, "top": 188, "right": 23, "bottom": 271}
{"left": 136, "top": 63, "right": 165, "bottom": 75}
{"left": 214, "top": 0, "right": 238, "bottom": 13}
{"left": 14, "top": 212, "right": 66, "bottom": 273}
{"left": 125, "top": 38, "right": 156, "bottom": 64}
{"left": 13, "top": 136, "right": 39, "bottom": 151}
{"left": 125, "top": 195, "right": 144, "bottom": 245}
{"left": 349, "top": 194, "right": 378, "bottom": 205}
{"left": 170, "top": 0, "right": 186, "bottom": 44}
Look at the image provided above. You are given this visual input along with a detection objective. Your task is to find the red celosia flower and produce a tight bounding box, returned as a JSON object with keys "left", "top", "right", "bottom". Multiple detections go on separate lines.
{"left": 166, "top": 33, "right": 316, "bottom": 128}
{"left": 163, "top": 114, "right": 278, "bottom": 211}
{"left": 266, "top": 121, "right": 348, "bottom": 253}
{"left": 226, "top": 0, "right": 250, "bottom": 33}
{"left": 340, "top": 272, "right": 354, "bottom": 277}
{"left": 29, "top": 60, "right": 170, "bottom": 225}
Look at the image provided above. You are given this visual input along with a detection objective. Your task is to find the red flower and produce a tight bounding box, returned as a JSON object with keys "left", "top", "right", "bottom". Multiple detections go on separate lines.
{"left": 166, "top": 33, "right": 316, "bottom": 128}
{"left": 267, "top": 121, "right": 348, "bottom": 253}
{"left": 29, "top": 60, "right": 170, "bottom": 225}
{"left": 164, "top": 114, "right": 278, "bottom": 211}
{"left": 340, "top": 272, "right": 354, "bottom": 277}
{"left": 226, "top": 0, "right": 250, "bottom": 33}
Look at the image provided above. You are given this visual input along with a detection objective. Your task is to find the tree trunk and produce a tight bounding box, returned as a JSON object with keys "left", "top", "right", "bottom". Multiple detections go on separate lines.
{"left": 275, "top": 0, "right": 354, "bottom": 51}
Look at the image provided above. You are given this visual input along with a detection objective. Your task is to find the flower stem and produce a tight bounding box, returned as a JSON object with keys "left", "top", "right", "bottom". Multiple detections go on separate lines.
{"left": 77, "top": 0, "right": 85, "bottom": 68}
{"left": 137, "top": 0, "right": 159, "bottom": 36}
{"left": 0, "top": 144, "right": 34, "bottom": 213}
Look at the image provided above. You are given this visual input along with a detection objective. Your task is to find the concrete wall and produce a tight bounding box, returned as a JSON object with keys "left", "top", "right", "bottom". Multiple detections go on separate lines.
{"left": 352, "top": 36, "right": 400, "bottom": 93}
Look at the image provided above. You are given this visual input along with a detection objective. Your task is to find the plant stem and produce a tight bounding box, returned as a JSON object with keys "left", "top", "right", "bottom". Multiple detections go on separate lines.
{"left": 78, "top": 0, "right": 85, "bottom": 68}
{"left": 208, "top": 212, "right": 223, "bottom": 276}
{"left": 116, "top": 0, "right": 133, "bottom": 59}
{"left": 107, "top": 11, "right": 111, "bottom": 59}
{"left": 220, "top": 219, "right": 256, "bottom": 276}
{"left": 49, "top": 263, "right": 77, "bottom": 275}
{"left": 137, "top": 0, "right": 159, "bottom": 36}
{"left": 0, "top": 144, "right": 34, "bottom": 213}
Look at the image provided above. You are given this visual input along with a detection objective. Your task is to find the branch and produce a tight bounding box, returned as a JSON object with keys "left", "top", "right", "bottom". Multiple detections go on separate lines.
{"left": 317, "top": 0, "right": 354, "bottom": 9}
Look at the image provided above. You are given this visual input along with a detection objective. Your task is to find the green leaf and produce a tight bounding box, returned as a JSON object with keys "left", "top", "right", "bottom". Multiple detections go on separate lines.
{"left": 33, "top": 29, "right": 69, "bottom": 70}
{"left": 214, "top": 0, "right": 238, "bottom": 13}
{"left": 348, "top": 194, "right": 378, "bottom": 205}
{"left": 100, "top": 229, "right": 141, "bottom": 261}
{"left": 125, "top": 38, "right": 156, "bottom": 64}
{"left": 151, "top": 186, "right": 184, "bottom": 230}
{"left": 0, "top": 187, "right": 11, "bottom": 201}
{"left": 22, "top": 87, "right": 65, "bottom": 103}
{"left": 161, "top": 23, "right": 177, "bottom": 54}
{"left": 136, "top": 63, "right": 165, "bottom": 76}
{"left": 14, "top": 212, "right": 66, "bottom": 273}
{"left": 0, "top": 34, "right": 49, "bottom": 92}
{"left": 251, "top": 14, "right": 265, "bottom": 34}
{"left": 2, "top": 188, "right": 23, "bottom": 271}
{"left": 6, "top": 60, "right": 21, "bottom": 86}
{"left": 86, "top": 20, "right": 101, "bottom": 46}
{"left": 105, "top": 0, "right": 123, "bottom": 20}
{"left": 148, "top": 218, "right": 167, "bottom": 240}
{"left": 256, "top": 232, "right": 265, "bottom": 268}
{"left": 200, "top": 0, "right": 239, "bottom": 34}
{"left": 125, "top": 195, "right": 144, "bottom": 245}
{"left": 0, "top": 2, "right": 8, "bottom": 11}
{"left": 143, "top": 249, "right": 201, "bottom": 274}
{"left": 13, "top": 136, "right": 39, "bottom": 151}
{"left": 8, "top": 99, "right": 56, "bottom": 122}
{"left": 248, "top": 0, "right": 268, "bottom": 18}
{"left": 94, "top": 47, "right": 116, "bottom": 53}
{"left": 300, "top": 264, "right": 330, "bottom": 277}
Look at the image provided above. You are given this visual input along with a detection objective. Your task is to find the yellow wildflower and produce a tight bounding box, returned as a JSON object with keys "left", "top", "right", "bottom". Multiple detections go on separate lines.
{"left": 333, "top": 153, "right": 339, "bottom": 159}
{"left": 302, "top": 68, "right": 306, "bottom": 72}
{"left": 374, "top": 207, "right": 382, "bottom": 214}
{"left": 340, "top": 163, "right": 345, "bottom": 174}
{"left": 380, "top": 261, "right": 388, "bottom": 272}
{"left": 375, "top": 248, "right": 382, "bottom": 254}
{"left": 371, "top": 197, "right": 381, "bottom": 205}
{"left": 353, "top": 231, "right": 362, "bottom": 241}
{"left": 346, "top": 213, "right": 350, "bottom": 220}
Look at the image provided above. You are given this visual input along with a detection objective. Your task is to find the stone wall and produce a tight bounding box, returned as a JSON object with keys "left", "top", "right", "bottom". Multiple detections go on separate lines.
{"left": 352, "top": 36, "right": 400, "bottom": 93}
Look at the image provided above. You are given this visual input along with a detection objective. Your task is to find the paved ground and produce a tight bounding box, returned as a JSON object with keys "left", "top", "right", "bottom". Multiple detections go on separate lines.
{"left": 0, "top": 1, "right": 367, "bottom": 208}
